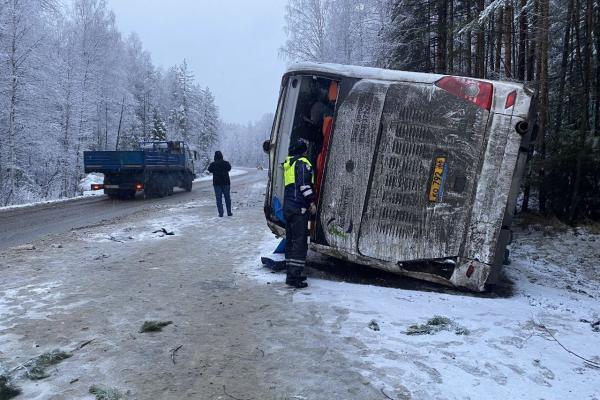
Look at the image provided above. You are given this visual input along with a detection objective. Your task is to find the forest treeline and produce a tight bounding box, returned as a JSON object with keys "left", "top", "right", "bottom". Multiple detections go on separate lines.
{"left": 0, "top": 0, "right": 219, "bottom": 206}
{"left": 282, "top": 0, "right": 600, "bottom": 223}
{"left": 219, "top": 114, "right": 274, "bottom": 168}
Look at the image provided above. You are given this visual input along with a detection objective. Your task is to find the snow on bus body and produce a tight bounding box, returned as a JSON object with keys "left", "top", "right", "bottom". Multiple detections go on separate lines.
{"left": 287, "top": 62, "right": 532, "bottom": 119}
{"left": 264, "top": 62, "right": 535, "bottom": 292}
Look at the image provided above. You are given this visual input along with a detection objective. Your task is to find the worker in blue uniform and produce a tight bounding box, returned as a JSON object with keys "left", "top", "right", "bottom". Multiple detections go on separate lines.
{"left": 282, "top": 139, "right": 316, "bottom": 289}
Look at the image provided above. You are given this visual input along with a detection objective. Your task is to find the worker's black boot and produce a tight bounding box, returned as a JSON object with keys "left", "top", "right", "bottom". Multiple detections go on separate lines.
{"left": 285, "top": 277, "right": 308, "bottom": 289}
{"left": 291, "top": 280, "right": 308, "bottom": 289}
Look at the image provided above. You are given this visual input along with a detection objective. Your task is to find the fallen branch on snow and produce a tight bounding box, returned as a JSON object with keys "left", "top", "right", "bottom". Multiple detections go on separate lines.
{"left": 152, "top": 228, "right": 174, "bottom": 236}
{"left": 381, "top": 388, "right": 396, "bottom": 400}
{"left": 73, "top": 339, "right": 94, "bottom": 351}
{"left": 170, "top": 345, "right": 183, "bottom": 364}
{"left": 535, "top": 322, "right": 600, "bottom": 369}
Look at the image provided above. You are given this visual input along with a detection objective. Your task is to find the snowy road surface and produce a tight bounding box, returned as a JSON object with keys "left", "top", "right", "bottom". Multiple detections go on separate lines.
{"left": 0, "top": 168, "right": 254, "bottom": 252}
{"left": 1, "top": 168, "right": 599, "bottom": 399}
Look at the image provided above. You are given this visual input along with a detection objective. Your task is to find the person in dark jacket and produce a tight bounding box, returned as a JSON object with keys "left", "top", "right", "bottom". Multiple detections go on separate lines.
{"left": 283, "top": 139, "right": 316, "bottom": 289}
{"left": 207, "top": 151, "right": 232, "bottom": 217}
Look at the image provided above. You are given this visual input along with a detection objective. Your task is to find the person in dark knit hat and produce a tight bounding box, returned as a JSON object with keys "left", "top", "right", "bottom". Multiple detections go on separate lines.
{"left": 281, "top": 139, "right": 316, "bottom": 288}
{"left": 207, "top": 151, "right": 232, "bottom": 217}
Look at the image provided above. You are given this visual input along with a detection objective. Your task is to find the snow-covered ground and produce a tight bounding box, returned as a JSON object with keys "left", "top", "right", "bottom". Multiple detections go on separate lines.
{"left": 246, "top": 224, "right": 600, "bottom": 399}
{"left": 1, "top": 171, "right": 598, "bottom": 399}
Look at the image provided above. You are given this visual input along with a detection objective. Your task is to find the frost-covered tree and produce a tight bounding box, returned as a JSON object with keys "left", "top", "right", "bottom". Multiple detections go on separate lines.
{"left": 195, "top": 86, "right": 219, "bottom": 170}
{"left": 327, "top": 0, "right": 388, "bottom": 65}
{"left": 280, "top": 0, "right": 387, "bottom": 65}
{"left": 126, "top": 33, "right": 156, "bottom": 144}
{"left": 281, "top": 0, "right": 332, "bottom": 61}
{"left": 0, "top": 1, "right": 220, "bottom": 205}
{"left": 166, "top": 61, "right": 220, "bottom": 171}
{"left": 0, "top": 0, "right": 59, "bottom": 204}
{"left": 150, "top": 107, "right": 167, "bottom": 140}
{"left": 169, "top": 59, "right": 198, "bottom": 143}
{"left": 219, "top": 114, "right": 274, "bottom": 168}
{"left": 380, "top": 0, "right": 432, "bottom": 71}
{"left": 281, "top": 0, "right": 600, "bottom": 222}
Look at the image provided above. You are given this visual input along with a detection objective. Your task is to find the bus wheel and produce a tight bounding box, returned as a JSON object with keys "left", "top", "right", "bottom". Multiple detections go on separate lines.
{"left": 503, "top": 249, "right": 511, "bottom": 265}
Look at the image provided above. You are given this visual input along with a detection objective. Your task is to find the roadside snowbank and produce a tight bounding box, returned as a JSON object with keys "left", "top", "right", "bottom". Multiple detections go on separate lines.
{"left": 79, "top": 173, "right": 105, "bottom": 197}
{"left": 0, "top": 193, "right": 100, "bottom": 213}
{"left": 0, "top": 173, "right": 106, "bottom": 212}
{"left": 0, "top": 168, "right": 249, "bottom": 212}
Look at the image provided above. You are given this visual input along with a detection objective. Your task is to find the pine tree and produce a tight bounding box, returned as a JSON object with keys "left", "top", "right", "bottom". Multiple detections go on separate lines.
{"left": 0, "top": 1, "right": 222, "bottom": 205}
{"left": 151, "top": 108, "right": 167, "bottom": 140}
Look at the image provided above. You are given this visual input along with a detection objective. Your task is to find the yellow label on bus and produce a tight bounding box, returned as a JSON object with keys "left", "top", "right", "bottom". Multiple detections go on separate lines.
{"left": 429, "top": 157, "right": 447, "bottom": 202}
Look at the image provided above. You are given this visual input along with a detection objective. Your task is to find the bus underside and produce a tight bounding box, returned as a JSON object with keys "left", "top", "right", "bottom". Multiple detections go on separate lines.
{"left": 265, "top": 69, "right": 534, "bottom": 292}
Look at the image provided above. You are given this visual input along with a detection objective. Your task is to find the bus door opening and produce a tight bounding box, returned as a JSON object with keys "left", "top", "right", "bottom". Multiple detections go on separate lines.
{"left": 289, "top": 77, "right": 339, "bottom": 204}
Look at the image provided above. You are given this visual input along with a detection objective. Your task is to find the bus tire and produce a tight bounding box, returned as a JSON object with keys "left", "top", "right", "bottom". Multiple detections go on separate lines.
{"left": 503, "top": 249, "right": 511, "bottom": 265}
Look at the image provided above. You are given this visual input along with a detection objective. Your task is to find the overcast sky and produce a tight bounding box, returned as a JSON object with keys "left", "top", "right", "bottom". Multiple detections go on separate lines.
{"left": 106, "top": 0, "right": 288, "bottom": 124}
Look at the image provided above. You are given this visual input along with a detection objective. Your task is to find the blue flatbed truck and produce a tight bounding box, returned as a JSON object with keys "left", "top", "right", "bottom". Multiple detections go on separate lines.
{"left": 83, "top": 141, "right": 197, "bottom": 199}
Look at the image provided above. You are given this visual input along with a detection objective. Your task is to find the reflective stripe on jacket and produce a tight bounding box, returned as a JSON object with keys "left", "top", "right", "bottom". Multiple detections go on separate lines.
{"left": 283, "top": 156, "right": 315, "bottom": 209}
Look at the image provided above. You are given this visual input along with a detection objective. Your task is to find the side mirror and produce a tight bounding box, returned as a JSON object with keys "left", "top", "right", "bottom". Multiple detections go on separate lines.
{"left": 262, "top": 140, "right": 271, "bottom": 153}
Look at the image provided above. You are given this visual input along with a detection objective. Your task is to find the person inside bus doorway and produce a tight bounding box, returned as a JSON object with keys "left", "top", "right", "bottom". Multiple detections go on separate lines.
{"left": 208, "top": 151, "right": 233, "bottom": 217}
{"left": 302, "top": 79, "right": 334, "bottom": 160}
{"left": 283, "top": 139, "right": 316, "bottom": 289}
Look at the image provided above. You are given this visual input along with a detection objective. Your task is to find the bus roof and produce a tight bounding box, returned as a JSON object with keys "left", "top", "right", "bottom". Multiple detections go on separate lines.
{"left": 286, "top": 62, "right": 526, "bottom": 90}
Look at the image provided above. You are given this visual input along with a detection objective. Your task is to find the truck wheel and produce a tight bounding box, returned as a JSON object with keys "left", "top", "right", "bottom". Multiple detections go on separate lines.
{"left": 106, "top": 190, "right": 122, "bottom": 200}
{"left": 145, "top": 181, "right": 157, "bottom": 198}
{"left": 156, "top": 181, "right": 167, "bottom": 197}
{"left": 184, "top": 176, "right": 193, "bottom": 192}
{"left": 147, "top": 178, "right": 164, "bottom": 197}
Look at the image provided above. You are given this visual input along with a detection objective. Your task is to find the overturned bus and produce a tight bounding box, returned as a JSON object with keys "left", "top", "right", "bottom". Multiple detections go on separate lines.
{"left": 263, "top": 62, "right": 535, "bottom": 292}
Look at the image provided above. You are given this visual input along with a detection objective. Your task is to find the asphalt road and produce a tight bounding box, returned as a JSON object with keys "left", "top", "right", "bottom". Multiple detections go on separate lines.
{"left": 0, "top": 169, "right": 386, "bottom": 400}
{"left": 0, "top": 169, "right": 265, "bottom": 251}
